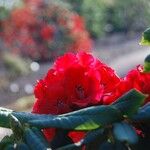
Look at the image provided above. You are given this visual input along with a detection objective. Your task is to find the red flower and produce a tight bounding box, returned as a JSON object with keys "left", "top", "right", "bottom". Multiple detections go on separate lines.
{"left": 126, "top": 66, "right": 150, "bottom": 103}
{"left": 40, "top": 25, "right": 55, "bottom": 40}
{"left": 32, "top": 52, "right": 120, "bottom": 141}
{"left": 103, "top": 66, "right": 150, "bottom": 104}
{"left": 70, "top": 14, "right": 85, "bottom": 32}
{"left": 11, "top": 7, "right": 36, "bottom": 28}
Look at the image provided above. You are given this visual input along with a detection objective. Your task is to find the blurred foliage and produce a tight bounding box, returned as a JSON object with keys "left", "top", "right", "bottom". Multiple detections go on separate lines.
{"left": 0, "top": 76, "right": 9, "bottom": 90}
{"left": 0, "top": 7, "right": 9, "bottom": 21}
{"left": 3, "top": 52, "right": 30, "bottom": 77}
{"left": 140, "top": 27, "right": 150, "bottom": 46}
{"left": 107, "top": 0, "right": 150, "bottom": 33}
{"left": 64, "top": 0, "right": 102, "bottom": 38}
{"left": 65, "top": 0, "right": 150, "bottom": 38}
{"left": 65, "top": 0, "right": 107, "bottom": 38}
{"left": 0, "top": 0, "right": 92, "bottom": 61}
{"left": 9, "top": 95, "right": 34, "bottom": 111}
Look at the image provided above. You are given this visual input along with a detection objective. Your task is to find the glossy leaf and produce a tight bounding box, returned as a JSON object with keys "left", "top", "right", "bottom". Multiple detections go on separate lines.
{"left": 0, "top": 135, "right": 14, "bottom": 150}
{"left": 9, "top": 114, "right": 23, "bottom": 141}
{"left": 56, "top": 129, "right": 104, "bottom": 150}
{"left": 0, "top": 108, "right": 13, "bottom": 128}
{"left": 144, "top": 54, "right": 150, "bottom": 72}
{"left": 16, "top": 143, "right": 30, "bottom": 150}
{"left": 24, "top": 128, "right": 51, "bottom": 150}
{"left": 82, "top": 128, "right": 104, "bottom": 145}
{"left": 31, "top": 127, "right": 49, "bottom": 147}
{"left": 56, "top": 143, "right": 80, "bottom": 150}
{"left": 5, "top": 144, "right": 15, "bottom": 150}
{"left": 28, "top": 105, "right": 122, "bottom": 130}
{"left": 12, "top": 112, "right": 54, "bottom": 123}
{"left": 113, "top": 122, "right": 138, "bottom": 145}
{"left": 132, "top": 103, "right": 150, "bottom": 122}
{"left": 112, "top": 89, "right": 146, "bottom": 117}
{"left": 99, "top": 142, "right": 114, "bottom": 150}
{"left": 51, "top": 130, "right": 75, "bottom": 149}
{"left": 140, "top": 27, "right": 150, "bottom": 45}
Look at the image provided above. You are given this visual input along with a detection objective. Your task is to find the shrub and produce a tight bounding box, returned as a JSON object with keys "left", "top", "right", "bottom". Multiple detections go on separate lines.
{"left": 3, "top": 52, "right": 30, "bottom": 77}
{"left": 65, "top": 0, "right": 107, "bottom": 38}
{"left": 0, "top": 0, "right": 92, "bottom": 61}
{"left": 66, "top": 0, "right": 150, "bottom": 37}
{"left": 107, "top": 0, "right": 150, "bottom": 33}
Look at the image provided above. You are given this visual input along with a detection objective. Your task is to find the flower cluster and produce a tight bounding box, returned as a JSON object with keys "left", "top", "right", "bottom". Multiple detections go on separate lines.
{"left": 1, "top": 0, "right": 92, "bottom": 61}
{"left": 105, "top": 65, "right": 150, "bottom": 104}
{"left": 32, "top": 52, "right": 150, "bottom": 142}
{"left": 32, "top": 52, "right": 120, "bottom": 141}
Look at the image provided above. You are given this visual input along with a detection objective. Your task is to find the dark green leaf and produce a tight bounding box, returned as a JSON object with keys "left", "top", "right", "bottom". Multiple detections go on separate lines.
{"left": 82, "top": 128, "right": 104, "bottom": 145}
{"left": 9, "top": 115, "right": 23, "bottom": 141}
{"left": 31, "top": 127, "right": 49, "bottom": 147}
{"left": 56, "top": 129, "right": 104, "bottom": 150}
{"left": 51, "top": 130, "right": 75, "bottom": 149}
{"left": 0, "top": 135, "right": 14, "bottom": 150}
{"left": 12, "top": 112, "right": 54, "bottom": 123}
{"left": 140, "top": 27, "right": 150, "bottom": 45}
{"left": 114, "top": 141, "right": 128, "bottom": 150}
{"left": 99, "top": 142, "right": 114, "bottom": 150}
{"left": 24, "top": 128, "right": 51, "bottom": 150}
{"left": 28, "top": 105, "right": 122, "bottom": 130}
{"left": 133, "top": 137, "right": 150, "bottom": 150}
{"left": 86, "top": 129, "right": 108, "bottom": 150}
{"left": 113, "top": 122, "right": 138, "bottom": 145}
{"left": 5, "top": 144, "right": 15, "bottom": 150}
{"left": 144, "top": 54, "right": 150, "bottom": 72}
{"left": 16, "top": 143, "right": 30, "bottom": 150}
{"left": 112, "top": 89, "right": 146, "bottom": 117}
{"left": 132, "top": 103, "right": 150, "bottom": 122}
{"left": 56, "top": 143, "right": 80, "bottom": 150}
{"left": 0, "top": 108, "right": 13, "bottom": 128}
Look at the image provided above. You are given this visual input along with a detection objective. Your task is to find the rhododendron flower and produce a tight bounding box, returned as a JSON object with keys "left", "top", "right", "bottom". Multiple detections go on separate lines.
{"left": 32, "top": 52, "right": 120, "bottom": 141}
{"left": 104, "top": 65, "right": 150, "bottom": 104}
{"left": 1, "top": 1, "right": 92, "bottom": 61}
{"left": 40, "top": 25, "right": 55, "bottom": 40}
{"left": 11, "top": 7, "right": 36, "bottom": 28}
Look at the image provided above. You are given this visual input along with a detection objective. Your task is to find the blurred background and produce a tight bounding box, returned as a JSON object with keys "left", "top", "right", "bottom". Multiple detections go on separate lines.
{"left": 0, "top": 0, "right": 150, "bottom": 111}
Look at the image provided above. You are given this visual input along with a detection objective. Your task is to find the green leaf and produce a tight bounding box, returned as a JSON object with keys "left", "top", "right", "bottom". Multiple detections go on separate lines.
{"left": 82, "top": 128, "right": 104, "bottom": 145}
{"left": 56, "top": 129, "right": 104, "bottom": 150}
{"left": 0, "top": 135, "right": 14, "bottom": 150}
{"left": 31, "top": 127, "right": 49, "bottom": 147}
{"left": 113, "top": 122, "right": 138, "bottom": 145}
{"left": 114, "top": 141, "right": 128, "bottom": 150}
{"left": 16, "top": 143, "right": 30, "bottom": 150}
{"left": 140, "top": 27, "right": 150, "bottom": 45}
{"left": 56, "top": 143, "right": 80, "bottom": 150}
{"left": 12, "top": 112, "right": 54, "bottom": 123}
{"left": 144, "top": 54, "right": 150, "bottom": 72}
{"left": 50, "top": 130, "right": 75, "bottom": 150}
{"left": 24, "top": 128, "right": 51, "bottom": 150}
{"left": 9, "top": 115, "right": 23, "bottom": 141}
{"left": 28, "top": 105, "right": 122, "bottom": 130}
{"left": 133, "top": 138, "right": 150, "bottom": 150}
{"left": 0, "top": 108, "right": 13, "bottom": 128}
{"left": 5, "top": 144, "right": 15, "bottom": 150}
{"left": 112, "top": 89, "right": 146, "bottom": 117}
{"left": 86, "top": 129, "right": 108, "bottom": 150}
{"left": 99, "top": 141, "right": 114, "bottom": 150}
{"left": 132, "top": 103, "right": 150, "bottom": 122}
